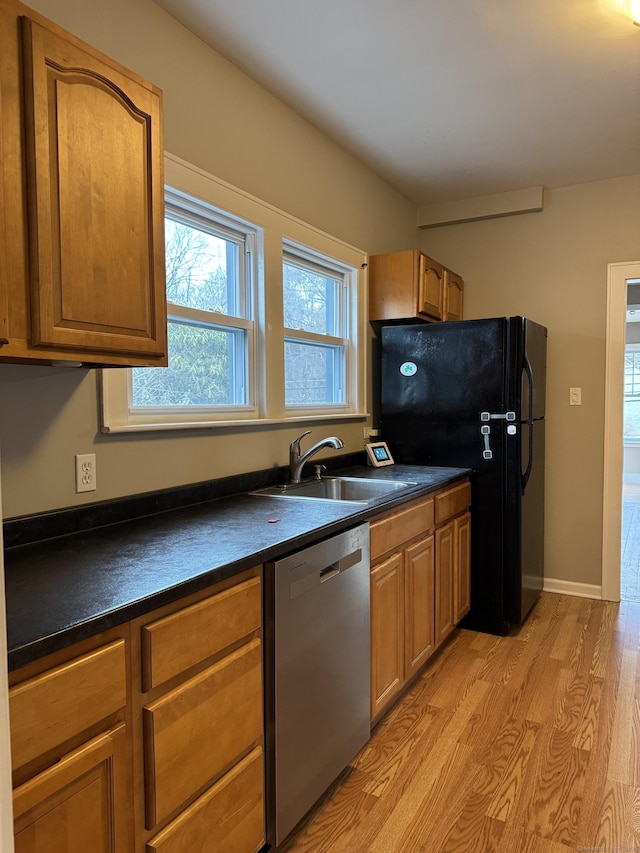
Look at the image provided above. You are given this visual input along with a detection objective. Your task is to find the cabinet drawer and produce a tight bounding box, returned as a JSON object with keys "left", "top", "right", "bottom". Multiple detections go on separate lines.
{"left": 144, "top": 637, "right": 262, "bottom": 828}
{"left": 141, "top": 575, "right": 261, "bottom": 690}
{"left": 10, "top": 640, "right": 127, "bottom": 771}
{"left": 434, "top": 481, "right": 471, "bottom": 525}
{"left": 146, "top": 746, "right": 264, "bottom": 853}
{"left": 370, "top": 498, "right": 434, "bottom": 560}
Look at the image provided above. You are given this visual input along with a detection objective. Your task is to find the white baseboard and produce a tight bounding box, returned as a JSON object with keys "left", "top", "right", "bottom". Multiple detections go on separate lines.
{"left": 543, "top": 578, "right": 602, "bottom": 600}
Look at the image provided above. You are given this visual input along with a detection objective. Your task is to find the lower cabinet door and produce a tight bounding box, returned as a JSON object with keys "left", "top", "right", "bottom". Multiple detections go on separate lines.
{"left": 404, "top": 534, "right": 435, "bottom": 679}
{"left": 435, "top": 522, "right": 455, "bottom": 646}
{"left": 370, "top": 551, "right": 404, "bottom": 720}
{"left": 146, "top": 747, "right": 264, "bottom": 853}
{"left": 13, "top": 725, "right": 130, "bottom": 853}
{"left": 454, "top": 511, "right": 472, "bottom": 623}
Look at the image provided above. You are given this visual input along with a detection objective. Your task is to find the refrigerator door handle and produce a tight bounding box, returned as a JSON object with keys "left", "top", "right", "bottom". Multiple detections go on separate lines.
{"left": 480, "top": 424, "right": 492, "bottom": 459}
{"left": 521, "top": 355, "right": 535, "bottom": 493}
{"left": 480, "top": 411, "right": 516, "bottom": 421}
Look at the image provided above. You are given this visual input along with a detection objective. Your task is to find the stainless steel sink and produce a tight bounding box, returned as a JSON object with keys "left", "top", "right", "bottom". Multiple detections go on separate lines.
{"left": 250, "top": 476, "right": 419, "bottom": 503}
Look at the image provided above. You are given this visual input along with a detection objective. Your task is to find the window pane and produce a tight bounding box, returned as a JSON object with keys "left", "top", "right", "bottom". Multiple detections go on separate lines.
{"left": 131, "top": 321, "right": 246, "bottom": 406}
{"left": 284, "top": 341, "right": 344, "bottom": 405}
{"left": 165, "top": 218, "right": 240, "bottom": 316}
{"left": 283, "top": 260, "right": 341, "bottom": 335}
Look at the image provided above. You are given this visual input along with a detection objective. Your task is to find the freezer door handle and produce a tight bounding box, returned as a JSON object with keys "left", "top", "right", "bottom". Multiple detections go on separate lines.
{"left": 480, "top": 411, "right": 516, "bottom": 421}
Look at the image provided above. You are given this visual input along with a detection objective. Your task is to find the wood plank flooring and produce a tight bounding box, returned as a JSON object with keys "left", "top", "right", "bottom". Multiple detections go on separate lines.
{"left": 281, "top": 593, "right": 640, "bottom": 852}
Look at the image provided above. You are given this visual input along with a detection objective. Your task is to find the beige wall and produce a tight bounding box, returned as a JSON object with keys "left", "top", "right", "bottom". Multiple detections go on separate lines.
{"left": 0, "top": 0, "right": 419, "bottom": 519}
{"left": 421, "top": 175, "right": 640, "bottom": 588}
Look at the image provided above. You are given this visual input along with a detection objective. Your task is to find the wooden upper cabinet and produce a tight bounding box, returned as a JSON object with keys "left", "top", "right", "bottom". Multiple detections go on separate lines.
{"left": 369, "top": 249, "right": 463, "bottom": 325}
{"left": 0, "top": 0, "right": 17, "bottom": 349}
{"left": 20, "top": 15, "right": 166, "bottom": 362}
{"left": 0, "top": 0, "right": 167, "bottom": 365}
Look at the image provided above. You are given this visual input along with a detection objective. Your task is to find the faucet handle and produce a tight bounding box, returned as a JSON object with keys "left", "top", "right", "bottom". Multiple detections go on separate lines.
{"left": 289, "top": 430, "right": 312, "bottom": 453}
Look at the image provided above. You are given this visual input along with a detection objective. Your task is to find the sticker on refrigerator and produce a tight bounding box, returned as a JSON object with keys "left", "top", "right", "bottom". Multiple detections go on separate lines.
{"left": 400, "top": 361, "right": 417, "bottom": 377}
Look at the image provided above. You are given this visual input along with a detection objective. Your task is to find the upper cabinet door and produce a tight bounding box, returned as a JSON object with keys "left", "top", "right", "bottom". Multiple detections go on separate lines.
{"left": 418, "top": 253, "right": 444, "bottom": 322}
{"left": 444, "top": 268, "right": 464, "bottom": 322}
{"left": 0, "top": 123, "right": 9, "bottom": 347}
{"left": 21, "top": 16, "right": 167, "bottom": 359}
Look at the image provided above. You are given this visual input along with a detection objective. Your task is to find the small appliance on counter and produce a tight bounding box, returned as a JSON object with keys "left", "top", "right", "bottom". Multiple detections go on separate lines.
{"left": 379, "top": 316, "right": 547, "bottom": 635}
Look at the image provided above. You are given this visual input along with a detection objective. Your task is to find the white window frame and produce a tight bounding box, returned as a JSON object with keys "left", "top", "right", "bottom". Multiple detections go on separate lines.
{"left": 282, "top": 241, "right": 357, "bottom": 414}
{"left": 100, "top": 153, "right": 368, "bottom": 432}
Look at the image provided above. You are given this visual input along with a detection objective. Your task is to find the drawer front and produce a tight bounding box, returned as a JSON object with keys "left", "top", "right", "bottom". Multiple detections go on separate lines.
{"left": 141, "top": 575, "right": 261, "bottom": 690}
{"left": 370, "top": 498, "right": 434, "bottom": 560}
{"left": 10, "top": 640, "right": 127, "bottom": 771}
{"left": 146, "top": 746, "right": 264, "bottom": 853}
{"left": 434, "top": 481, "right": 471, "bottom": 525}
{"left": 144, "top": 637, "right": 263, "bottom": 828}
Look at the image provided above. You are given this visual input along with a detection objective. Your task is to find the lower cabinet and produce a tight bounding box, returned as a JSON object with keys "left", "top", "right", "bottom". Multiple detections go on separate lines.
{"left": 9, "top": 632, "right": 133, "bottom": 852}
{"left": 135, "top": 567, "right": 264, "bottom": 853}
{"left": 8, "top": 567, "right": 265, "bottom": 853}
{"left": 370, "top": 480, "right": 471, "bottom": 723}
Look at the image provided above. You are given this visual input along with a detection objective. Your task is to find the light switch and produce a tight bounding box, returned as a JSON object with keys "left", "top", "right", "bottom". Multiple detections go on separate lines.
{"left": 569, "top": 387, "right": 582, "bottom": 406}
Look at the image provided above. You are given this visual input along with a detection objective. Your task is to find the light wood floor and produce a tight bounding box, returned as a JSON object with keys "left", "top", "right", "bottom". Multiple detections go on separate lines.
{"left": 281, "top": 592, "right": 640, "bottom": 852}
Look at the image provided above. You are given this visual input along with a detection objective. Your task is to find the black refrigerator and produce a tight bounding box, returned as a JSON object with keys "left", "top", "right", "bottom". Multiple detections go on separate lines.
{"left": 380, "top": 316, "right": 547, "bottom": 635}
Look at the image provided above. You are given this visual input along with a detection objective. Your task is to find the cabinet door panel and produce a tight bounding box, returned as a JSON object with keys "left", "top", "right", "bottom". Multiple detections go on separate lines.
{"left": 13, "top": 724, "right": 130, "bottom": 853}
{"left": 144, "top": 638, "right": 262, "bottom": 828}
{"left": 21, "top": 17, "right": 166, "bottom": 358}
{"left": 435, "top": 523, "right": 455, "bottom": 646}
{"left": 418, "top": 254, "right": 444, "bottom": 321}
{"left": 0, "top": 0, "right": 22, "bottom": 349}
{"left": 404, "top": 535, "right": 435, "bottom": 678}
{"left": 444, "top": 269, "right": 464, "bottom": 322}
{"left": 370, "top": 552, "right": 404, "bottom": 720}
{"left": 454, "top": 512, "right": 471, "bottom": 624}
{"left": 0, "top": 55, "right": 8, "bottom": 345}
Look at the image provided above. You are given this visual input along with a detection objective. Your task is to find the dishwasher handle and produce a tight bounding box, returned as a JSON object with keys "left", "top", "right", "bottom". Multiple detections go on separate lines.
{"left": 320, "top": 564, "right": 340, "bottom": 583}
{"left": 289, "top": 547, "right": 364, "bottom": 598}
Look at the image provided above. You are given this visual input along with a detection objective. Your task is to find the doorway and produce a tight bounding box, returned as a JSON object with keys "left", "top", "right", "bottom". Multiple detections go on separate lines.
{"left": 603, "top": 261, "right": 640, "bottom": 602}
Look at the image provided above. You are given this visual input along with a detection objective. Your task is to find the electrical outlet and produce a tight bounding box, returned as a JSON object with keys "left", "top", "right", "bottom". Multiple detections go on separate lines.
{"left": 75, "top": 453, "right": 96, "bottom": 493}
{"left": 363, "top": 427, "right": 380, "bottom": 439}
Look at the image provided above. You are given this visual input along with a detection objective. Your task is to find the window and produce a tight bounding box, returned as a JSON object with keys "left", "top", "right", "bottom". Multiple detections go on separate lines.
{"left": 283, "top": 245, "right": 352, "bottom": 409}
{"left": 100, "top": 154, "right": 367, "bottom": 431}
{"left": 131, "top": 190, "right": 256, "bottom": 413}
{"left": 624, "top": 346, "right": 640, "bottom": 440}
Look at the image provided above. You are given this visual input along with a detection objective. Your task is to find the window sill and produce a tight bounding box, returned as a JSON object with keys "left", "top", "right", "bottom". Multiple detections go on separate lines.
{"left": 100, "top": 411, "right": 370, "bottom": 433}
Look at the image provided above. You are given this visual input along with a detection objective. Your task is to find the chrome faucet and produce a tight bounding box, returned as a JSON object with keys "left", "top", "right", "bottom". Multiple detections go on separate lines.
{"left": 289, "top": 431, "right": 344, "bottom": 484}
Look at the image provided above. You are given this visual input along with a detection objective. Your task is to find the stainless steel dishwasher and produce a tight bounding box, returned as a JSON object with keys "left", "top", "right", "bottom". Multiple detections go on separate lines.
{"left": 264, "top": 523, "right": 370, "bottom": 847}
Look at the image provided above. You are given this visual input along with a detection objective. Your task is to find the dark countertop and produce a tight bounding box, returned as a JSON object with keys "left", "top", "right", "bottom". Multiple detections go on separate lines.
{"left": 4, "top": 465, "right": 470, "bottom": 670}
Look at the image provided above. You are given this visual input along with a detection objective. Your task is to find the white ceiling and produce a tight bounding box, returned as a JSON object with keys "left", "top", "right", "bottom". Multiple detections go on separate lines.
{"left": 154, "top": 0, "right": 640, "bottom": 206}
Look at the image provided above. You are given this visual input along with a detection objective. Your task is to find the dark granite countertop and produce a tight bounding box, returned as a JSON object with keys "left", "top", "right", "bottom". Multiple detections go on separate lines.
{"left": 4, "top": 464, "right": 470, "bottom": 670}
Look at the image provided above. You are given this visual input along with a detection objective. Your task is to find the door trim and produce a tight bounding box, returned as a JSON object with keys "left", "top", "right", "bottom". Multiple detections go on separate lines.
{"left": 602, "top": 261, "right": 640, "bottom": 601}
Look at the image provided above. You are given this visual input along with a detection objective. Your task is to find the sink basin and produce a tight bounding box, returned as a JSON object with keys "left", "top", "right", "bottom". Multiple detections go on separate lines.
{"left": 250, "top": 476, "right": 419, "bottom": 503}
